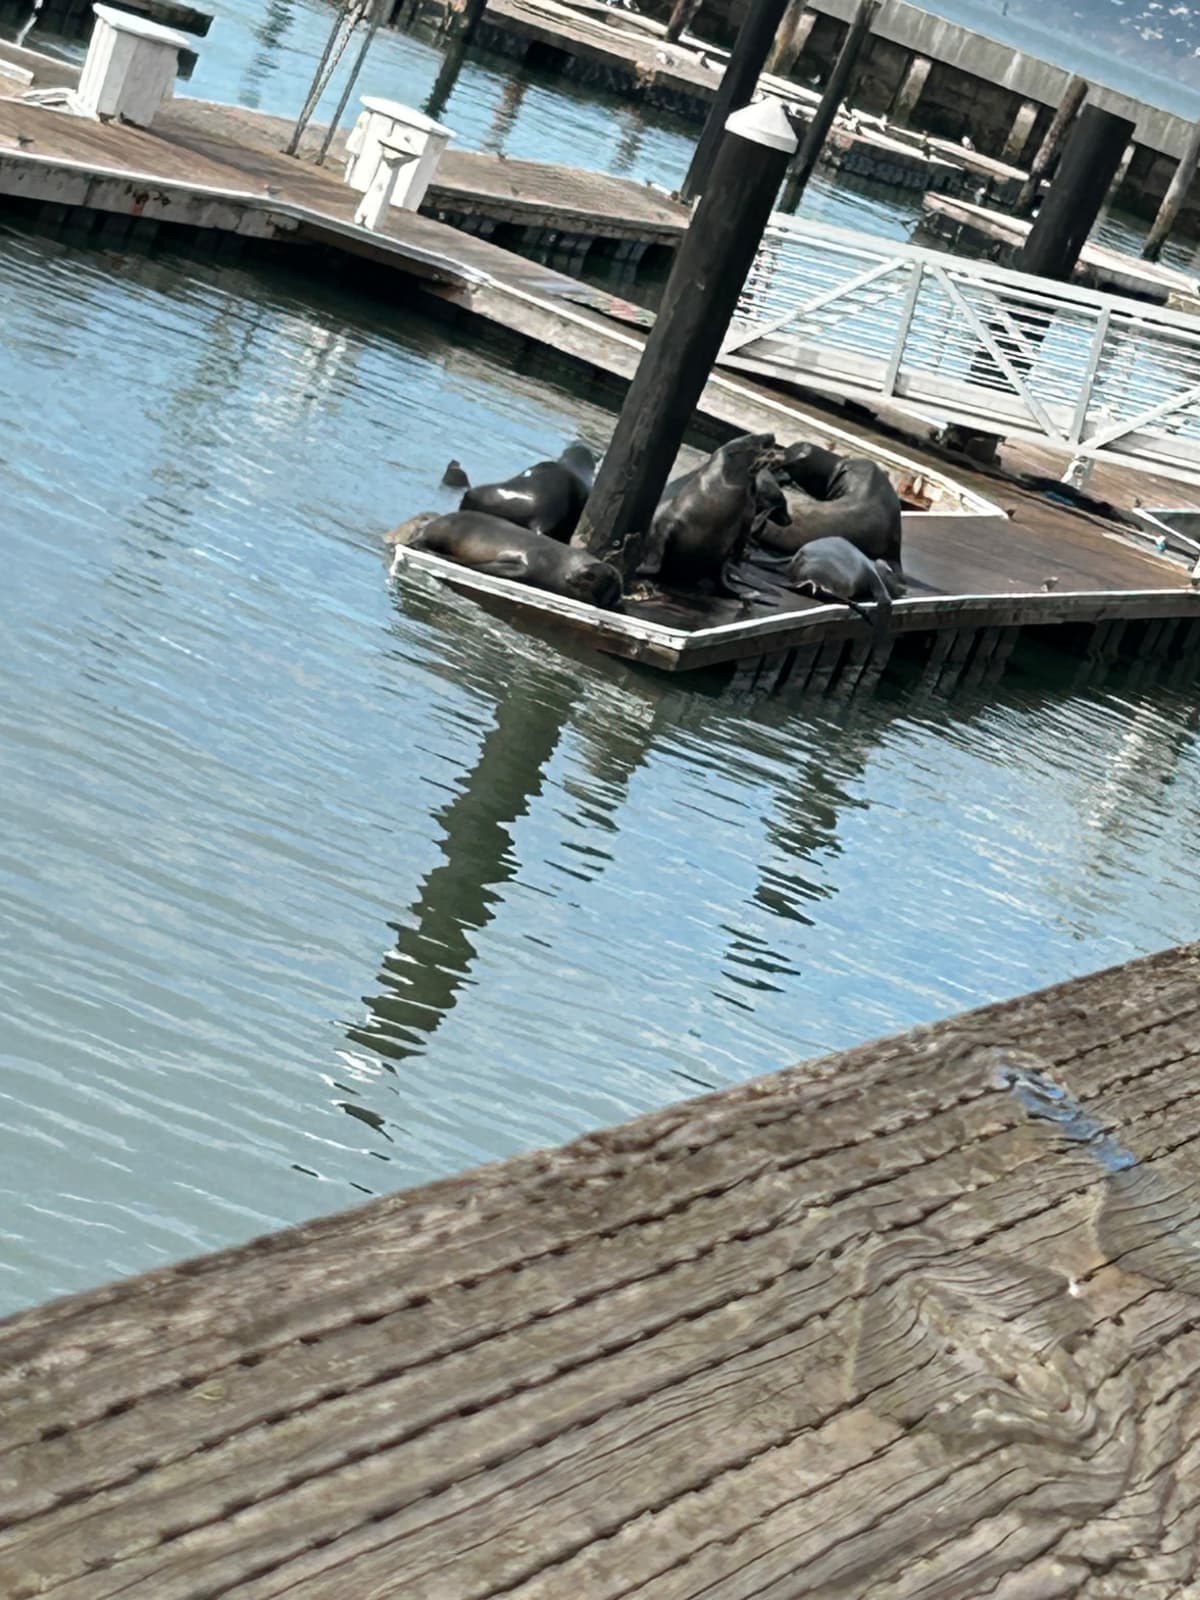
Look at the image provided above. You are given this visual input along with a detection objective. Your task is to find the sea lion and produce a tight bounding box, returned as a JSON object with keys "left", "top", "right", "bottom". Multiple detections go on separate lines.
{"left": 385, "top": 511, "right": 439, "bottom": 546}
{"left": 756, "top": 535, "right": 905, "bottom": 640}
{"left": 459, "top": 443, "right": 596, "bottom": 542}
{"left": 759, "top": 442, "right": 903, "bottom": 565}
{"left": 637, "top": 431, "right": 776, "bottom": 595}
{"left": 441, "top": 460, "right": 470, "bottom": 489}
{"left": 391, "top": 510, "right": 622, "bottom": 610}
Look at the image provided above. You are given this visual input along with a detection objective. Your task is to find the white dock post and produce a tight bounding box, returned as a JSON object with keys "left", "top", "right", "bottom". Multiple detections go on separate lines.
{"left": 343, "top": 96, "right": 454, "bottom": 212}
{"left": 76, "top": 3, "right": 194, "bottom": 126}
{"left": 353, "top": 136, "right": 419, "bottom": 229}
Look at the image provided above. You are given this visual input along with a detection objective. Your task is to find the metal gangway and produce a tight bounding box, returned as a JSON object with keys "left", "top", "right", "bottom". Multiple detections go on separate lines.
{"left": 724, "top": 214, "right": 1200, "bottom": 487}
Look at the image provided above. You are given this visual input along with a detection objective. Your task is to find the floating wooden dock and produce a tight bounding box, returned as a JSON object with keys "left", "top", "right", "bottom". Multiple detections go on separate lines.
{"left": 5, "top": 941, "right": 1200, "bottom": 1595}
{"left": 921, "top": 194, "right": 1200, "bottom": 311}
{"left": 393, "top": 494, "right": 1200, "bottom": 695}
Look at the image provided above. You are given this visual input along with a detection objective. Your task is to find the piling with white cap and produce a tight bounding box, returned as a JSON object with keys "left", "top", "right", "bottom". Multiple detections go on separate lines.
{"left": 573, "top": 98, "right": 799, "bottom": 577}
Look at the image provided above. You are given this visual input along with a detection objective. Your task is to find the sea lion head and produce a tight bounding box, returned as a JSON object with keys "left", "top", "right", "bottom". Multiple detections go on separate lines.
{"left": 560, "top": 442, "right": 597, "bottom": 488}
{"left": 441, "top": 459, "right": 470, "bottom": 489}
{"left": 779, "top": 441, "right": 842, "bottom": 496}
{"left": 719, "top": 432, "right": 777, "bottom": 479}
{"left": 753, "top": 468, "right": 790, "bottom": 528}
{"left": 564, "top": 555, "right": 622, "bottom": 611}
{"left": 384, "top": 511, "right": 439, "bottom": 548}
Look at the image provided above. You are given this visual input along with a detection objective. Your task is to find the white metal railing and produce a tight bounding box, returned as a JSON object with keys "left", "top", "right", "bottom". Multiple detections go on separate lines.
{"left": 725, "top": 215, "right": 1200, "bottom": 486}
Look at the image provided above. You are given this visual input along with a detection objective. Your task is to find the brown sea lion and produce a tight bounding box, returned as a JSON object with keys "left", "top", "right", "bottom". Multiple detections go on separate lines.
{"left": 459, "top": 443, "right": 596, "bottom": 542}
{"left": 756, "top": 534, "right": 905, "bottom": 640}
{"left": 638, "top": 431, "right": 776, "bottom": 595}
{"left": 390, "top": 510, "right": 622, "bottom": 610}
{"left": 758, "top": 442, "right": 902, "bottom": 566}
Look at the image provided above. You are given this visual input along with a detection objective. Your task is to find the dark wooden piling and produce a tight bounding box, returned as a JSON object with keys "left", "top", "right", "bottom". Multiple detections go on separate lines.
{"left": 1017, "top": 103, "right": 1137, "bottom": 280}
{"left": 575, "top": 98, "right": 797, "bottom": 576}
{"left": 679, "top": 0, "right": 794, "bottom": 202}
{"left": 1143, "top": 121, "right": 1200, "bottom": 262}
{"left": 5, "top": 943, "right": 1200, "bottom": 1595}
{"left": 779, "top": 0, "right": 878, "bottom": 211}
{"left": 663, "top": 0, "right": 703, "bottom": 45}
{"left": 765, "top": 0, "right": 814, "bottom": 75}
{"left": 1015, "top": 71, "right": 1088, "bottom": 215}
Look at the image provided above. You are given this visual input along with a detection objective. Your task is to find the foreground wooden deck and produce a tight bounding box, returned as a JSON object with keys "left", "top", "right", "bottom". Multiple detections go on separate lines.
{"left": 4, "top": 941, "right": 1200, "bottom": 1596}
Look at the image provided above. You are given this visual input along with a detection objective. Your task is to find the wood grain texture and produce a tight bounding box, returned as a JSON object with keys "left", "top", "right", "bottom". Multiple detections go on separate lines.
{"left": 4, "top": 945, "right": 1200, "bottom": 1597}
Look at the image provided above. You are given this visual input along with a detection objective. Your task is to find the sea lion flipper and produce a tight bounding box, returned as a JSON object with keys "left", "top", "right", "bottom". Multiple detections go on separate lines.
{"left": 471, "top": 555, "right": 531, "bottom": 581}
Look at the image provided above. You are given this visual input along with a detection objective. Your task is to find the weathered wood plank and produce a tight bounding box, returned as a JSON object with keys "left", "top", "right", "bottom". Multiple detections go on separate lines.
{"left": 3, "top": 947, "right": 1200, "bottom": 1596}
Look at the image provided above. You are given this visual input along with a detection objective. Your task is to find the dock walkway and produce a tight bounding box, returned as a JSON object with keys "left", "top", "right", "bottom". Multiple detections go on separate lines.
{"left": 4, "top": 942, "right": 1200, "bottom": 1595}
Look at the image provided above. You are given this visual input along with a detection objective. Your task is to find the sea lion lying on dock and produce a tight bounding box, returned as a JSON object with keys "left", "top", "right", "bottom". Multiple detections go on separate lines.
{"left": 458, "top": 444, "right": 597, "bottom": 542}
{"left": 388, "top": 510, "right": 622, "bottom": 611}
{"left": 635, "top": 432, "right": 777, "bottom": 596}
{"left": 755, "top": 535, "right": 905, "bottom": 639}
{"left": 759, "top": 442, "right": 903, "bottom": 566}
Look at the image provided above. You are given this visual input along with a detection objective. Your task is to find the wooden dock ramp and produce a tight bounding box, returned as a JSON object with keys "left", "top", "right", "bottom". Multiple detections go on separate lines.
{"left": 3, "top": 942, "right": 1200, "bottom": 1595}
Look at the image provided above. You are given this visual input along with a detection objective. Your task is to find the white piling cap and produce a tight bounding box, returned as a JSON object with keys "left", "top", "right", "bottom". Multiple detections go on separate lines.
{"left": 724, "top": 96, "right": 799, "bottom": 153}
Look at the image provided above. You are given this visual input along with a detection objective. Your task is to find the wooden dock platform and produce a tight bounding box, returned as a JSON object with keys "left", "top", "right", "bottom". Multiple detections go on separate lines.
{"left": 921, "top": 194, "right": 1200, "bottom": 311}
{"left": 0, "top": 87, "right": 992, "bottom": 513}
{"left": 5, "top": 940, "right": 1200, "bottom": 1596}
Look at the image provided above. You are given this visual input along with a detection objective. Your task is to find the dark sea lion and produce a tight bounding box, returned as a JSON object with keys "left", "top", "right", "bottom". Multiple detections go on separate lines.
{"left": 459, "top": 443, "right": 597, "bottom": 542}
{"left": 441, "top": 460, "right": 470, "bottom": 489}
{"left": 756, "top": 535, "right": 905, "bottom": 640}
{"left": 392, "top": 509, "right": 622, "bottom": 610}
{"left": 638, "top": 431, "right": 776, "bottom": 595}
{"left": 752, "top": 467, "right": 791, "bottom": 537}
{"left": 760, "top": 442, "right": 902, "bottom": 565}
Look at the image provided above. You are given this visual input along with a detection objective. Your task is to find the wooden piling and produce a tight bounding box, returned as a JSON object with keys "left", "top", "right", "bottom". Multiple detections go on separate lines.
{"left": 575, "top": 99, "right": 797, "bottom": 576}
{"left": 1015, "top": 71, "right": 1087, "bottom": 215}
{"left": 663, "top": 0, "right": 702, "bottom": 45}
{"left": 1142, "top": 121, "right": 1200, "bottom": 262}
{"left": 679, "top": 0, "right": 795, "bottom": 202}
{"left": 1000, "top": 98, "right": 1038, "bottom": 165}
{"left": 888, "top": 51, "right": 931, "bottom": 130}
{"left": 779, "top": 0, "right": 878, "bottom": 212}
{"left": 1017, "top": 103, "right": 1137, "bottom": 280}
{"left": 764, "top": 0, "right": 814, "bottom": 76}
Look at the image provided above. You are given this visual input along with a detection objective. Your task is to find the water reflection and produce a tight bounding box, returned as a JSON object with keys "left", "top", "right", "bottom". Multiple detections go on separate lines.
{"left": 5, "top": 224, "right": 1200, "bottom": 1317}
{"left": 241, "top": 0, "right": 296, "bottom": 111}
{"left": 348, "top": 661, "right": 579, "bottom": 1064}
{"left": 482, "top": 75, "right": 530, "bottom": 154}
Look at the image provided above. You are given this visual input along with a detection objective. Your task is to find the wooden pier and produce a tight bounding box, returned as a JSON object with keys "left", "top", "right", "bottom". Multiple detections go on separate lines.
{"left": 451, "top": 0, "right": 1200, "bottom": 239}
{"left": 4, "top": 941, "right": 1200, "bottom": 1596}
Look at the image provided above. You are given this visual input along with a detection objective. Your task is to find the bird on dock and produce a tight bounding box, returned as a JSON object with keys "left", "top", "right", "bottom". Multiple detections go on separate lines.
{"left": 1041, "top": 576, "right": 1059, "bottom": 591}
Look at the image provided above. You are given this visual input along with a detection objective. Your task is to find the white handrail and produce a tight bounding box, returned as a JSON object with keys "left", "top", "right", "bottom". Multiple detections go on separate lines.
{"left": 729, "top": 214, "right": 1200, "bottom": 486}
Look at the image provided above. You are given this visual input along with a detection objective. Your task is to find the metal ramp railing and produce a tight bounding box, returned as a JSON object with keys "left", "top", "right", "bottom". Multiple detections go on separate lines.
{"left": 725, "top": 215, "right": 1200, "bottom": 486}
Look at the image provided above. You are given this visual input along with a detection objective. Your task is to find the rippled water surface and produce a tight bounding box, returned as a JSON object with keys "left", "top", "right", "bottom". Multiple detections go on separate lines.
{"left": 3, "top": 224, "right": 1200, "bottom": 1313}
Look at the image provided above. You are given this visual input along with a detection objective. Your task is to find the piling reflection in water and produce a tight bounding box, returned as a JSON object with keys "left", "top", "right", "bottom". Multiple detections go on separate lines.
{"left": 347, "top": 661, "right": 580, "bottom": 1065}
